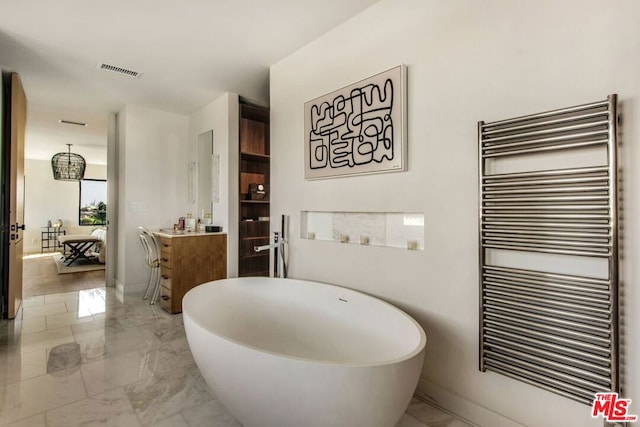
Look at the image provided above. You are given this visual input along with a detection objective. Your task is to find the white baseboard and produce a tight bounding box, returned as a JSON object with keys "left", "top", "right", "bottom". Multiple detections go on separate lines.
{"left": 115, "top": 280, "right": 146, "bottom": 295}
{"left": 415, "top": 378, "right": 525, "bottom": 427}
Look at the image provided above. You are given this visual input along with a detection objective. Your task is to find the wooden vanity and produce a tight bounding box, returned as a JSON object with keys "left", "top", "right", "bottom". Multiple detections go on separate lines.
{"left": 153, "top": 230, "right": 227, "bottom": 314}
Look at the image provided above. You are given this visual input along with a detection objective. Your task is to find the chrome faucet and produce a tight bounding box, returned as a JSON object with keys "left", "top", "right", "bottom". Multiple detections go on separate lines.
{"left": 254, "top": 215, "right": 289, "bottom": 278}
{"left": 254, "top": 232, "right": 286, "bottom": 253}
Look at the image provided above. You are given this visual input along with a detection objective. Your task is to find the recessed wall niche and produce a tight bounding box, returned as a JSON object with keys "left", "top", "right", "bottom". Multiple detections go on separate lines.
{"left": 301, "top": 211, "right": 424, "bottom": 250}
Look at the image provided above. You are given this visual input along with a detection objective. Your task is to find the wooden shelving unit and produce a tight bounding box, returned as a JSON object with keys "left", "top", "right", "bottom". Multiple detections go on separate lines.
{"left": 238, "top": 101, "right": 270, "bottom": 277}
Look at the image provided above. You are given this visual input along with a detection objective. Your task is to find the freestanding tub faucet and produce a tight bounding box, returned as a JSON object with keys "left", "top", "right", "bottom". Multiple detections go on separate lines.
{"left": 254, "top": 215, "right": 289, "bottom": 278}
{"left": 253, "top": 232, "right": 284, "bottom": 253}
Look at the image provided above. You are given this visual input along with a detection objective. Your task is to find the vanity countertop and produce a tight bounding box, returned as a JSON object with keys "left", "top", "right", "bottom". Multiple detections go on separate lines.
{"left": 153, "top": 229, "right": 226, "bottom": 238}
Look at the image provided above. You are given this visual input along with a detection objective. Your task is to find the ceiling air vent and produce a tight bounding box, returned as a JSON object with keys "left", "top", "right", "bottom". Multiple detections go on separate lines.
{"left": 59, "top": 119, "right": 87, "bottom": 126}
{"left": 97, "top": 62, "right": 143, "bottom": 79}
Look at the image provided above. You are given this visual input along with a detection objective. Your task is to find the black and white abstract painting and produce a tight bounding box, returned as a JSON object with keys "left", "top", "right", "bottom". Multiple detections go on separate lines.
{"left": 304, "top": 65, "right": 406, "bottom": 179}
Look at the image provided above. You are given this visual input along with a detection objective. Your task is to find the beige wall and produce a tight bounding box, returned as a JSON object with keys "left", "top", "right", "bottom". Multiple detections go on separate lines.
{"left": 270, "top": 0, "right": 640, "bottom": 425}
{"left": 24, "top": 159, "right": 106, "bottom": 253}
{"left": 188, "top": 92, "right": 240, "bottom": 277}
{"left": 114, "top": 94, "right": 241, "bottom": 291}
{"left": 115, "top": 104, "right": 190, "bottom": 292}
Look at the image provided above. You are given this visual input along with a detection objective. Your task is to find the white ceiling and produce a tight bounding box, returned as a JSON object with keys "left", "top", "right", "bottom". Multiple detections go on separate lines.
{"left": 0, "top": 0, "right": 381, "bottom": 165}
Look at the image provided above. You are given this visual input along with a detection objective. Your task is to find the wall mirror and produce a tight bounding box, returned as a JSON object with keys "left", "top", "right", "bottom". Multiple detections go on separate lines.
{"left": 197, "top": 130, "right": 215, "bottom": 221}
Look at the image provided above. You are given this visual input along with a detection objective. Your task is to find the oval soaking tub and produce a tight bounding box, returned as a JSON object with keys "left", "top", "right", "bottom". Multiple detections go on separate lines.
{"left": 183, "top": 277, "right": 427, "bottom": 427}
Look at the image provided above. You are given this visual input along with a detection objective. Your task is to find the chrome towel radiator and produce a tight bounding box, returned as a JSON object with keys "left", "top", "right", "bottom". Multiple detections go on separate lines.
{"left": 478, "top": 95, "right": 619, "bottom": 404}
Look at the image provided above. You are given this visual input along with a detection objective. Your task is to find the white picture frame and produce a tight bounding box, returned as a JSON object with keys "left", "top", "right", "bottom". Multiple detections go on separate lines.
{"left": 304, "top": 65, "right": 407, "bottom": 179}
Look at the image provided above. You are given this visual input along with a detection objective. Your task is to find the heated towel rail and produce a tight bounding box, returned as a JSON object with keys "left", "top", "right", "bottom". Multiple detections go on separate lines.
{"left": 478, "top": 95, "right": 619, "bottom": 405}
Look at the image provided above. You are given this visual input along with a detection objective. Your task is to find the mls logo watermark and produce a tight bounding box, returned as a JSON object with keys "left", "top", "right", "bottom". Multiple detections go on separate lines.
{"left": 592, "top": 392, "right": 638, "bottom": 423}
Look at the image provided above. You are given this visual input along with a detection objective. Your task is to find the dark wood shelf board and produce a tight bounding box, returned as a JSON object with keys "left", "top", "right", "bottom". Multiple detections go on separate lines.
{"left": 240, "top": 200, "right": 270, "bottom": 204}
{"left": 239, "top": 271, "right": 270, "bottom": 277}
{"left": 241, "top": 152, "right": 270, "bottom": 162}
{"left": 240, "top": 253, "right": 270, "bottom": 259}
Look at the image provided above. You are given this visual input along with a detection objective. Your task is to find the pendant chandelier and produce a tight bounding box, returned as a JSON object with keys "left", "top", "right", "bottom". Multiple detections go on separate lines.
{"left": 51, "top": 144, "right": 86, "bottom": 181}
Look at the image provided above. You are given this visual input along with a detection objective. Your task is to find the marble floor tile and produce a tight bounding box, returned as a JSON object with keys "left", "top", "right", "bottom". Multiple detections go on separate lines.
{"left": 99, "top": 305, "right": 175, "bottom": 333}
{"left": 101, "top": 328, "right": 161, "bottom": 358}
{"left": 63, "top": 299, "right": 80, "bottom": 313}
{"left": 406, "top": 398, "right": 473, "bottom": 427}
{"left": 80, "top": 350, "right": 155, "bottom": 396}
{"left": 70, "top": 317, "right": 125, "bottom": 341}
{"left": 142, "top": 339, "right": 196, "bottom": 377}
{"left": 2, "top": 413, "right": 46, "bottom": 427}
{"left": 0, "top": 369, "right": 86, "bottom": 425}
{"left": 47, "top": 342, "right": 82, "bottom": 374}
{"left": 45, "top": 388, "right": 142, "bottom": 427}
{"left": 21, "top": 296, "right": 44, "bottom": 309}
{"left": 3, "top": 258, "right": 474, "bottom": 427}
{"left": 397, "top": 413, "right": 431, "bottom": 427}
{"left": 125, "top": 369, "right": 213, "bottom": 426}
{"left": 76, "top": 336, "right": 109, "bottom": 364}
{"left": 126, "top": 306, "right": 184, "bottom": 328}
{"left": 180, "top": 398, "right": 242, "bottom": 427}
{"left": 14, "top": 326, "right": 74, "bottom": 354}
{"left": 0, "top": 350, "right": 47, "bottom": 385}
{"left": 0, "top": 322, "right": 18, "bottom": 341}
{"left": 151, "top": 414, "right": 189, "bottom": 427}
{"left": 44, "top": 291, "right": 80, "bottom": 304}
{"left": 148, "top": 323, "right": 187, "bottom": 344}
{"left": 45, "top": 310, "right": 94, "bottom": 330}
{"left": 76, "top": 288, "right": 108, "bottom": 316}
{"left": 20, "top": 317, "right": 46, "bottom": 334}
{"left": 0, "top": 336, "right": 22, "bottom": 358}
{"left": 22, "top": 302, "right": 67, "bottom": 320}
{"left": 444, "top": 420, "right": 476, "bottom": 427}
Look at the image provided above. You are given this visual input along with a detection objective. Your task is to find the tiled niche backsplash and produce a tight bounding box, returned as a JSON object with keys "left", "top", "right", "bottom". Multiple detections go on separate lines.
{"left": 301, "top": 211, "right": 424, "bottom": 250}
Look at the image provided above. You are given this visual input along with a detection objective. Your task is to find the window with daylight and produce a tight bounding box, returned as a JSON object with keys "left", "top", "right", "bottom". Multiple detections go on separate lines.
{"left": 79, "top": 179, "right": 107, "bottom": 226}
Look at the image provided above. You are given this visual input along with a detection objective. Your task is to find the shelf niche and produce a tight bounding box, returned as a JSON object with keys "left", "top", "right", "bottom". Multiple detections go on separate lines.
{"left": 301, "top": 211, "right": 425, "bottom": 251}
{"left": 238, "top": 101, "right": 270, "bottom": 277}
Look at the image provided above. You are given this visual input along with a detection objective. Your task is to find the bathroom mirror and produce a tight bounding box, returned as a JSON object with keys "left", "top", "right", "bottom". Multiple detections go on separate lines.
{"left": 197, "top": 130, "right": 214, "bottom": 220}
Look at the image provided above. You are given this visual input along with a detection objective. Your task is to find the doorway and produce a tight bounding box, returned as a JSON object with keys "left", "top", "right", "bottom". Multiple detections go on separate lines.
{"left": 18, "top": 112, "right": 113, "bottom": 305}
{"left": 21, "top": 144, "right": 111, "bottom": 301}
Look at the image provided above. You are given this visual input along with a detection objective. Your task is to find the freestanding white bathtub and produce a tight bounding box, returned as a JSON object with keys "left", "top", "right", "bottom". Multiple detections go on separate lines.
{"left": 183, "top": 277, "right": 427, "bottom": 427}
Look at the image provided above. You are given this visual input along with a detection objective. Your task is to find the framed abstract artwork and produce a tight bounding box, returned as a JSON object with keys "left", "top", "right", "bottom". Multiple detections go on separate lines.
{"left": 304, "top": 65, "right": 407, "bottom": 179}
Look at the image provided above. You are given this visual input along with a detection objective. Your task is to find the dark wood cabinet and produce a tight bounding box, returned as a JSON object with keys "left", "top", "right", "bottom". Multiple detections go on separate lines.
{"left": 239, "top": 101, "right": 270, "bottom": 277}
